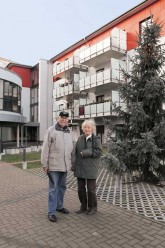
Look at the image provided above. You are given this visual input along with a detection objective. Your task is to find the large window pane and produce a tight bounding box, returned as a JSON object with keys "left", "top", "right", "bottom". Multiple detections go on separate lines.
{"left": 13, "top": 85, "right": 18, "bottom": 97}
{"left": 0, "top": 81, "right": 21, "bottom": 113}
{"left": 4, "top": 97, "right": 12, "bottom": 111}
{"left": 31, "top": 87, "right": 38, "bottom": 104}
{"left": 4, "top": 82, "right": 12, "bottom": 96}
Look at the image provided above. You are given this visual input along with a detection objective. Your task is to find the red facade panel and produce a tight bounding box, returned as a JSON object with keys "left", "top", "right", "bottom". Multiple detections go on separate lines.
{"left": 9, "top": 66, "right": 31, "bottom": 88}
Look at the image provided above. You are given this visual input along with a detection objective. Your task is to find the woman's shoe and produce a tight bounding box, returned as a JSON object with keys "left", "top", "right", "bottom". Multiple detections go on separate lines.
{"left": 87, "top": 208, "right": 97, "bottom": 215}
{"left": 76, "top": 207, "right": 87, "bottom": 214}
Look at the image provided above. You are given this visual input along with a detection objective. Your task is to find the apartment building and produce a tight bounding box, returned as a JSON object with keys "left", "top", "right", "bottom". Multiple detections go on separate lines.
{"left": 0, "top": 66, "right": 26, "bottom": 147}
{"left": 50, "top": 0, "right": 165, "bottom": 142}
{"left": 6, "top": 60, "right": 52, "bottom": 144}
{"left": 0, "top": 58, "right": 52, "bottom": 147}
{"left": 1, "top": 0, "right": 165, "bottom": 147}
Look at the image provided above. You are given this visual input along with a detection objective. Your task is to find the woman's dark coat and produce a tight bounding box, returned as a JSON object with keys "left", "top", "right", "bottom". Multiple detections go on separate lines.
{"left": 72, "top": 134, "right": 102, "bottom": 179}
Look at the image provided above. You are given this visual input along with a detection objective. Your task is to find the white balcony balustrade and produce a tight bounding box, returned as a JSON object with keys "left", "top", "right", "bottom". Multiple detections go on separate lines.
{"left": 53, "top": 56, "right": 87, "bottom": 76}
{"left": 53, "top": 108, "right": 72, "bottom": 121}
{"left": 53, "top": 78, "right": 79, "bottom": 98}
{"left": 53, "top": 107, "right": 80, "bottom": 121}
{"left": 79, "top": 100, "right": 126, "bottom": 118}
{"left": 79, "top": 28, "right": 126, "bottom": 65}
{"left": 79, "top": 59, "right": 126, "bottom": 91}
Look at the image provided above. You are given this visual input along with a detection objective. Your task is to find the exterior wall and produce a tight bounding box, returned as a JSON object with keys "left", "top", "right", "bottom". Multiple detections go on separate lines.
{"left": 0, "top": 67, "right": 22, "bottom": 87}
{"left": 22, "top": 87, "right": 30, "bottom": 122}
{"left": 39, "top": 59, "right": 53, "bottom": 141}
{"left": 1, "top": 127, "right": 16, "bottom": 142}
{"left": 0, "top": 67, "right": 26, "bottom": 143}
{"left": 9, "top": 66, "right": 31, "bottom": 87}
{"left": 50, "top": 0, "right": 165, "bottom": 143}
{"left": 52, "top": 0, "right": 165, "bottom": 64}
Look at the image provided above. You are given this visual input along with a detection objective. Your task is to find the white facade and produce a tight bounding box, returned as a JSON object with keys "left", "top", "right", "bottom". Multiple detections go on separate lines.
{"left": 52, "top": 27, "right": 127, "bottom": 142}
{"left": 0, "top": 67, "right": 22, "bottom": 86}
{"left": 39, "top": 59, "right": 53, "bottom": 141}
{"left": 22, "top": 87, "right": 30, "bottom": 122}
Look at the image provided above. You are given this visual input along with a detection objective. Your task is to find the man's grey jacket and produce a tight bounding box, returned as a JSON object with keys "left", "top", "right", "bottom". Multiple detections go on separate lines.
{"left": 41, "top": 123, "right": 74, "bottom": 172}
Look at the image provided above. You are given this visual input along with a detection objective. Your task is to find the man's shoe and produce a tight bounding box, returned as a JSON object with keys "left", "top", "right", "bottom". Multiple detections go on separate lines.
{"left": 56, "top": 208, "right": 69, "bottom": 214}
{"left": 76, "top": 208, "right": 87, "bottom": 214}
{"left": 87, "top": 208, "right": 97, "bottom": 215}
{"left": 48, "top": 214, "right": 57, "bottom": 222}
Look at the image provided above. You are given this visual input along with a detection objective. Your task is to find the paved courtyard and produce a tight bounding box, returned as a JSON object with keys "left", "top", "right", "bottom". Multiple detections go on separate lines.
{"left": 30, "top": 167, "right": 165, "bottom": 224}
{"left": 1, "top": 162, "right": 165, "bottom": 248}
{"left": 0, "top": 163, "right": 165, "bottom": 248}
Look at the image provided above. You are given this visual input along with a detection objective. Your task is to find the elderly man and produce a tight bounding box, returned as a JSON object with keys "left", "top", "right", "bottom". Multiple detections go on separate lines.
{"left": 41, "top": 111, "right": 74, "bottom": 222}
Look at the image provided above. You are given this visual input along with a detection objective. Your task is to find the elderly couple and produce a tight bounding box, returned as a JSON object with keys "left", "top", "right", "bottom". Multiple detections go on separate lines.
{"left": 41, "top": 111, "right": 102, "bottom": 222}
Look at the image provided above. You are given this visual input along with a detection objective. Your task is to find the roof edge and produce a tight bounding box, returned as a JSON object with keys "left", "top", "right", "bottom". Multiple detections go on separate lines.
{"left": 50, "top": 0, "right": 158, "bottom": 62}
{"left": 7, "top": 62, "right": 32, "bottom": 69}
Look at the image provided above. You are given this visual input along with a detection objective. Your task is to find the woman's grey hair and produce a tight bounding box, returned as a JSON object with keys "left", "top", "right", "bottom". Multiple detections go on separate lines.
{"left": 81, "top": 119, "right": 96, "bottom": 131}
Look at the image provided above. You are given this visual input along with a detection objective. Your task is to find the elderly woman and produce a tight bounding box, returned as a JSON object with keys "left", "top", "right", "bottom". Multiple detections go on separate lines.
{"left": 72, "top": 120, "right": 102, "bottom": 215}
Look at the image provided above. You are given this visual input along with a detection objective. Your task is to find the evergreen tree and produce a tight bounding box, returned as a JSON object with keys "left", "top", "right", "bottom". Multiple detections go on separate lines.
{"left": 104, "top": 19, "right": 165, "bottom": 183}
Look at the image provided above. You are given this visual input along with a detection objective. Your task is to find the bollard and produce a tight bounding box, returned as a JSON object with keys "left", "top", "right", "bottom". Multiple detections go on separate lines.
{"left": 22, "top": 148, "right": 27, "bottom": 170}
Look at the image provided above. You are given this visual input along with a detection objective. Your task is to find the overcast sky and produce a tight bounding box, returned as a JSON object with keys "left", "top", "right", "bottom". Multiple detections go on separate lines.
{"left": 0, "top": 0, "right": 143, "bottom": 66}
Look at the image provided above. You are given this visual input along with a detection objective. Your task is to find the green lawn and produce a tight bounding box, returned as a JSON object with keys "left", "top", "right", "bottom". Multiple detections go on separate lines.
{"left": 1, "top": 151, "right": 41, "bottom": 163}
{"left": 16, "top": 161, "right": 41, "bottom": 170}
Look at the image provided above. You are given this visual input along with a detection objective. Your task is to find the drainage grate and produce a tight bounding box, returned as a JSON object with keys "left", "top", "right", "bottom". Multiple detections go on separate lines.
{"left": 28, "top": 168, "right": 165, "bottom": 223}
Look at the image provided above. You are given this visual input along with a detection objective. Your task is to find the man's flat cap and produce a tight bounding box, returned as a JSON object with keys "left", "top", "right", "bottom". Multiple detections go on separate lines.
{"left": 59, "top": 111, "right": 69, "bottom": 117}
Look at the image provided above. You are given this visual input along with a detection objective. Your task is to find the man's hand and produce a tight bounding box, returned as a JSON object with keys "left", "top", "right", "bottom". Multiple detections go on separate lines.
{"left": 43, "top": 166, "right": 48, "bottom": 173}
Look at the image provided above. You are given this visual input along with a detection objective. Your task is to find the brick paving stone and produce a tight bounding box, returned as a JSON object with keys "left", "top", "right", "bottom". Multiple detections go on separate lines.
{"left": 110, "top": 244, "right": 122, "bottom": 248}
{"left": 1, "top": 163, "right": 165, "bottom": 248}
{"left": 122, "top": 244, "right": 133, "bottom": 248}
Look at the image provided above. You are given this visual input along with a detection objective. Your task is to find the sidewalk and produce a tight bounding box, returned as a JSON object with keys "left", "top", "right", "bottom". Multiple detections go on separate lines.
{"left": 0, "top": 162, "right": 165, "bottom": 248}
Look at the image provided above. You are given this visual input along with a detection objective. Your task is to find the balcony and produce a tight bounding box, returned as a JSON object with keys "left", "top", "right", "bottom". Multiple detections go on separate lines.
{"left": 53, "top": 78, "right": 79, "bottom": 98}
{"left": 53, "top": 108, "right": 80, "bottom": 121}
{"left": 79, "top": 100, "right": 126, "bottom": 118}
{"left": 53, "top": 56, "right": 88, "bottom": 76}
{"left": 79, "top": 28, "right": 126, "bottom": 67}
{"left": 79, "top": 59, "right": 126, "bottom": 92}
{"left": 53, "top": 99, "right": 80, "bottom": 121}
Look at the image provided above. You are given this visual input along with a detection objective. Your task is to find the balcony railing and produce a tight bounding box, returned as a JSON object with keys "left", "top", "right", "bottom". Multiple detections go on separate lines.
{"left": 53, "top": 79, "right": 79, "bottom": 98}
{"left": 79, "top": 66, "right": 125, "bottom": 91}
{"left": 79, "top": 28, "right": 126, "bottom": 64}
{"left": 53, "top": 108, "right": 79, "bottom": 121}
{"left": 79, "top": 100, "right": 126, "bottom": 118}
{"left": 53, "top": 56, "right": 87, "bottom": 76}
{"left": 53, "top": 100, "right": 126, "bottom": 120}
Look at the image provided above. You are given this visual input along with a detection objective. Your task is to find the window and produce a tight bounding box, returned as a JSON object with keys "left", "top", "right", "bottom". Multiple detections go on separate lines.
{"left": 96, "top": 95, "right": 104, "bottom": 103}
{"left": 31, "top": 105, "right": 38, "bottom": 122}
{"left": 139, "top": 17, "right": 152, "bottom": 35}
{"left": 13, "top": 85, "right": 18, "bottom": 97}
{"left": 56, "top": 63, "right": 60, "bottom": 72}
{"left": 0, "top": 80, "right": 21, "bottom": 113}
{"left": 96, "top": 125, "right": 104, "bottom": 144}
{"left": 31, "top": 87, "right": 38, "bottom": 104}
{"left": 4, "top": 81, "right": 12, "bottom": 96}
{"left": 31, "top": 67, "right": 39, "bottom": 86}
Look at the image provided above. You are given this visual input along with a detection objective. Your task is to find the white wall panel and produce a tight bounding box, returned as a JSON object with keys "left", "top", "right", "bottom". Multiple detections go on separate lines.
{"left": 22, "top": 88, "right": 30, "bottom": 122}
